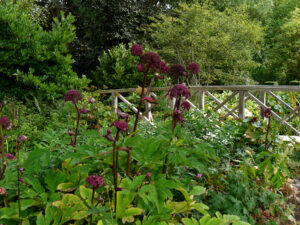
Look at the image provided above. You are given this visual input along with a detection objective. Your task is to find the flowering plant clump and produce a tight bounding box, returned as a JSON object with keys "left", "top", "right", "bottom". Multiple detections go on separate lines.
{"left": 140, "top": 52, "right": 161, "bottom": 72}
{"left": 168, "top": 64, "right": 187, "bottom": 78}
{"left": 130, "top": 44, "right": 143, "bottom": 56}
{"left": 64, "top": 89, "right": 82, "bottom": 104}
{"left": 86, "top": 175, "right": 105, "bottom": 189}
{"left": 112, "top": 121, "right": 128, "bottom": 133}
{"left": 181, "top": 101, "right": 191, "bottom": 110}
{"left": 5, "top": 153, "right": 15, "bottom": 160}
{"left": 187, "top": 62, "right": 199, "bottom": 74}
{"left": 169, "top": 84, "right": 191, "bottom": 99}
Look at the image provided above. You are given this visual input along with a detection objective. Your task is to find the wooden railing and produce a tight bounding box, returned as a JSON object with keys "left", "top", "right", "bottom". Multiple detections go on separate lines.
{"left": 100, "top": 85, "right": 300, "bottom": 136}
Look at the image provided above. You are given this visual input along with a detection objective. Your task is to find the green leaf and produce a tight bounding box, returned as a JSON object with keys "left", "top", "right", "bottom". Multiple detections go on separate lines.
{"left": 190, "top": 186, "right": 206, "bottom": 196}
{"left": 182, "top": 218, "right": 199, "bottom": 225}
{"left": 57, "top": 182, "right": 78, "bottom": 192}
{"left": 36, "top": 212, "right": 46, "bottom": 225}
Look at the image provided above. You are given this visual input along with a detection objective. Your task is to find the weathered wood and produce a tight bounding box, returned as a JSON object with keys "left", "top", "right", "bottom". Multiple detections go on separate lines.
{"left": 214, "top": 91, "right": 238, "bottom": 112}
{"left": 205, "top": 91, "right": 239, "bottom": 118}
{"left": 238, "top": 91, "right": 246, "bottom": 119}
{"left": 100, "top": 85, "right": 300, "bottom": 94}
{"left": 145, "top": 93, "right": 153, "bottom": 121}
{"left": 199, "top": 91, "right": 205, "bottom": 110}
{"left": 268, "top": 91, "right": 295, "bottom": 112}
{"left": 219, "top": 97, "right": 251, "bottom": 122}
{"left": 118, "top": 94, "right": 154, "bottom": 126}
{"left": 112, "top": 92, "right": 118, "bottom": 113}
{"left": 247, "top": 92, "right": 300, "bottom": 136}
{"left": 260, "top": 91, "right": 266, "bottom": 118}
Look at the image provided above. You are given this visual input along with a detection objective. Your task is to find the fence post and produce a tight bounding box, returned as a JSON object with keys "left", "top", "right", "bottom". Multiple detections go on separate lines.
{"left": 199, "top": 91, "right": 205, "bottom": 110}
{"left": 112, "top": 92, "right": 118, "bottom": 113}
{"left": 260, "top": 91, "right": 266, "bottom": 119}
{"left": 145, "top": 93, "right": 153, "bottom": 121}
{"left": 238, "top": 91, "right": 245, "bottom": 119}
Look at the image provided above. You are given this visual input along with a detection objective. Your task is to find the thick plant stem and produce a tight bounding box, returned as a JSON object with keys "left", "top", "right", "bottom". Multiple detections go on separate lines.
{"left": 126, "top": 149, "right": 131, "bottom": 177}
{"left": 265, "top": 116, "right": 271, "bottom": 149}
{"left": 0, "top": 126, "right": 5, "bottom": 180}
{"left": 17, "top": 142, "right": 21, "bottom": 217}
{"left": 133, "top": 68, "right": 149, "bottom": 133}
{"left": 90, "top": 188, "right": 95, "bottom": 225}
{"left": 112, "top": 130, "right": 120, "bottom": 213}
{"left": 74, "top": 103, "right": 81, "bottom": 149}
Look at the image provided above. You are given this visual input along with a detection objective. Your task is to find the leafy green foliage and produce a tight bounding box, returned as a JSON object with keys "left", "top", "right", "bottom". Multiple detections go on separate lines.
{"left": 0, "top": 1, "right": 89, "bottom": 100}
{"left": 143, "top": 3, "right": 263, "bottom": 85}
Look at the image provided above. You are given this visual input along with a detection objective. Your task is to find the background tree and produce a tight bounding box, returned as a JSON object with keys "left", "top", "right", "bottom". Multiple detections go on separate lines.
{"left": 0, "top": 1, "right": 89, "bottom": 100}
{"left": 143, "top": 3, "right": 264, "bottom": 85}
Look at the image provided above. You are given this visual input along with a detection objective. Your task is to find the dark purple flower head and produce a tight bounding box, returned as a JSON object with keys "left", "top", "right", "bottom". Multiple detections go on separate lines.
{"left": 0, "top": 117, "right": 10, "bottom": 127}
{"left": 168, "top": 64, "right": 186, "bottom": 78}
{"left": 160, "top": 61, "right": 169, "bottom": 74}
{"left": 19, "top": 167, "right": 24, "bottom": 173}
{"left": 158, "top": 75, "right": 164, "bottom": 80}
{"left": 187, "top": 63, "right": 199, "bottom": 74}
{"left": 117, "top": 110, "right": 129, "bottom": 120}
{"left": 140, "top": 52, "right": 161, "bottom": 71}
{"left": 169, "top": 84, "right": 191, "bottom": 99}
{"left": 0, "top": 187, "right": 5, "bottom": 195}
{"left": 86, "top": 175, "right": 105, "bottom": 189}
{"left": 146, "top": 172, "right": 152, "bottom": 178}
{"left": 18, "top": 135, "right": 28, "bottom": 143}
{"left": 89, "top": 98, "right": 96, "bottom": 104}
{"left": 137, "top": 64, "right": 144, "bottom": 72}
{"left": 264, "top": 107, "right": 272, "bottom": 118}
{"left": 107, "top": 128, "right": 112, "bottom": 134}
{"left": 181, "top": 101, "right": 191, "bottom": 110}
{"left": 64, "top": 90, "right": 82, "bottom": 104}
{"left": 68, "top": 129, "right": 74, "bottom": 136}
{"left": 131, "top": 44, "right": 143, "bottom": 56}
{"left": 142, "top": 97, "right": 157, "bottom": 104}
{"left": 80, "top": 108, "right": 90, "bottom": 114}
{"left": 5, "top": 153, "right": 15, "bottom": 160}
{"left": 112, "top": 121, "right": 128, "bottom": 132}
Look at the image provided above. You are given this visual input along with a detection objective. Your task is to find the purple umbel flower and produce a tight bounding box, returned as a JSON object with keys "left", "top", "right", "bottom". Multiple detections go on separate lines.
{"left": 140, "top": 52, "right": 161, "bottom": 71}
{"left": 86, "top": 175, "right": 105, "bottom": 189}
{"left": 18, "top": 135, "right": 28, "bottom": 142}
{"left": 64, "top": 90, "right": 82, "bottom": 104}
{"left": 19, "top": 168, "right": 24, "bottom": 173}
{"left": 196, "top": 173, "right": 202, "bottom": 179}
{"left": 89, "top": 98, "right": 96, "bottom": 104}
{"left": 0, "top": 117, "right": 10, "bottom": 127}
{"left": 187, "top": 63, "right": 199, "bottom": 74}
{"left": 131, "top": 44, "right": 143, "bottom": 56}
{"left": 112, "top": 121, "right": 128, "bottom": 132}
{"left": 160, "top": 61, "right": 169, "bottom": 74}
{"left": 137, "top": 64, "right": 144, "bottom": 72}
{"left": 5, "top": 153, "right": 15, "bottom": 160}
{"left": 117, "top": 110, "right": 129, "bottom": 120}
{"left": 264, "top": 107, "right": 272, "bottom": 118}
{"left": 168, "top": 64, "right": 186, "bottom": 78}
{"left": 146, "top": 172, "right": 152, "bottom": 178}
{"left": 0, "top": 187, "right": 5, "bottom": 195}
{"left": 80, "top": 108, "right": 90, "bottom": 114}
{"left": 169, "top": 84, "right": 191, "bottom": 99}
{"left": 68, "top": 129, "right": 74, "bottom": 136}
{"left": 181, "top": 101, "right": 191, "bottom": 110}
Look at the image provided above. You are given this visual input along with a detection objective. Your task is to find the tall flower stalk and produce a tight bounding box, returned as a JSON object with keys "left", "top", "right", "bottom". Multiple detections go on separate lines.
{"left": 0, "top": 116, "right": 11, "bottom": 180}
{"left": 17, "top": 135, "right": 27, "bottom": 217}
{"left": 86, "top": 175, "right": 105, "bottom": 224}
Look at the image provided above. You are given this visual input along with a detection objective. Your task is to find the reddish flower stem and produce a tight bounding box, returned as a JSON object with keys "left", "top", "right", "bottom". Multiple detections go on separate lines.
{"left": 112, "top": 130, "right": 120, "bottom": 213}
{"left": 0, "top": 126, "right": 5, "bottom": 180}
{"left": 265, "top": 116, "right": 271, "bottom": 149}
{"left": 133, "top": 67, "right": 149, "bottom": 133}
{"left": 17, "top": 142, "right": 21, "bottom": 217}
{"left": 74, "top": 103, "right": 81, "bottom": 148}
{"left": 90, "top": 187, "right": 95, "bottom": 224}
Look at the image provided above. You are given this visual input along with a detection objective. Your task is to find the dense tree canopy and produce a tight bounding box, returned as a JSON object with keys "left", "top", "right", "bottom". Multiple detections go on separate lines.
{"left": 143, "top": 3, "right": 264, "bottom": 85}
